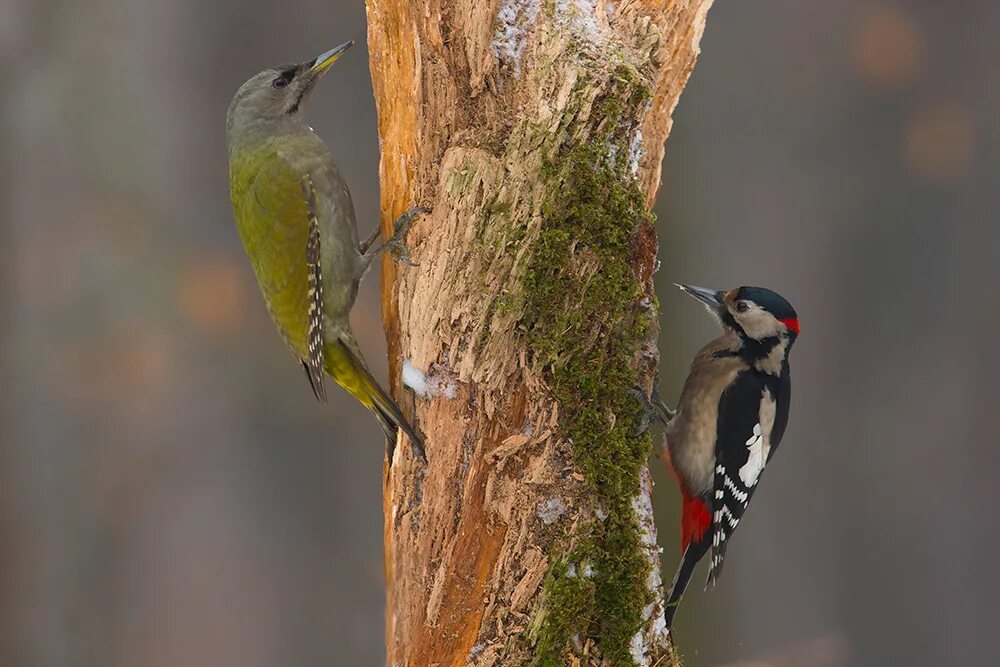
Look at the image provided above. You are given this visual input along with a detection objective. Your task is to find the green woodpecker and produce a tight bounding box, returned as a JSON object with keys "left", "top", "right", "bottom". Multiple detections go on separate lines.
{"left": 226, "top": 41, "right": 425, "bottom": 462}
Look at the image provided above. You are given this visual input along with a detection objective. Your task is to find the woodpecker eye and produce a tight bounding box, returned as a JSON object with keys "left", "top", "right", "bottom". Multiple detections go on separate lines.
{"left": 736, "top": 301, "right": 751, "bottom": 313}
{"left": 271, "top": 68, "right": 297, "bottom": 89}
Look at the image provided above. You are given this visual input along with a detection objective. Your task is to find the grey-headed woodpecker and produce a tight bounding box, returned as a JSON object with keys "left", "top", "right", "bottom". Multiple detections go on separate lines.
{"left": 660, "top": 284, "right": 799, "bottom": 630}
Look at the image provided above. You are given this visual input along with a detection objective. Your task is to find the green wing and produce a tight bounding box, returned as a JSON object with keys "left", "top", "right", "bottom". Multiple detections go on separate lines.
{"left": 231, "top": 148, "right": 312, "bottom": 363}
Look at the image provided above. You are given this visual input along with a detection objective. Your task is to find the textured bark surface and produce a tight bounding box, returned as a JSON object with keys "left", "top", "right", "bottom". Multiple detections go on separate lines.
{"left": 366, "top": 1, "right": 714, "bottom": 665}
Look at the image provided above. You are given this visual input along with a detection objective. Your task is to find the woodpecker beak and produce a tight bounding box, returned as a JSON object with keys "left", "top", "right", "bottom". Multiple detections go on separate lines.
{"left": 309, "top": 40, "right": 354, "bottom": 75}
{"left": 677, "top": 284, "right": 726, "bottom": 315}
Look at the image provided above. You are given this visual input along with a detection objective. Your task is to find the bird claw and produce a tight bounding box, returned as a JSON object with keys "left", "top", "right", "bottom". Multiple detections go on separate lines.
{"left": 394, "top": 206, "right": 430, "bottom": 231}
{"left": 651, "top": 384, "right": 675, "bottom": 423}
{"left": 629, "top": 387, "right": 655, "bottom": 436}
{"left": 384, "top": 206, "right": 426, "bottom": 267}
{"left": 384, "top": 239, "right": 418, "bottom": 267}
{"left": 630, "top": 383, "right": 675, "bottom": 436}
{"left": 361, "top": 206, "right": 428, "bottom": 268}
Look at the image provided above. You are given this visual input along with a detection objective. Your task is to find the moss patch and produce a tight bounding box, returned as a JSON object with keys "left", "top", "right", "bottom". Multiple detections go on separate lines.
{"left": 522, "top": 68, "right": 660, "bottom": 666}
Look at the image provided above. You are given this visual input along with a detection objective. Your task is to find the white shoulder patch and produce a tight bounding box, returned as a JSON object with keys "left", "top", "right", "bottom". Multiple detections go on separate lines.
{"left": 739, "top": 423, "right": 766, "bottom": 487}
{"left": 739, "top": 388, "right": 777, "bottom": 488}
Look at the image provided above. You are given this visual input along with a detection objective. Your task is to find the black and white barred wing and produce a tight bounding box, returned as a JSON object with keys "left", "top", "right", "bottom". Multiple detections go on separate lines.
{"left": 707, "top": 371, "right": 778, "bottom": 588}
{"left": 300, "top": 175, "right": 327, "bottom": 401}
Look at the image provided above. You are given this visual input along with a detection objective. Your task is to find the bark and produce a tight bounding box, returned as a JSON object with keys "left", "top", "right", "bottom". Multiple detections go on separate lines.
{"left": 365, "top": 1, "right": 714, "bottom": 665}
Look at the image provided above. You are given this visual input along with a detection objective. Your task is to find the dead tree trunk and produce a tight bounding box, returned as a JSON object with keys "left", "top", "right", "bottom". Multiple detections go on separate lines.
{"left": 366, "top": 1, "right": 714, "bottom": 664}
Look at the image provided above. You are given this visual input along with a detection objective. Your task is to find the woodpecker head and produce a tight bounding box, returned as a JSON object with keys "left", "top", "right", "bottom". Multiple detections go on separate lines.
{"left": 227, "top": 41, "right": 353, "bottom": 144}
{"left": 677, "top": 284, "right": 799, "bottom": 344}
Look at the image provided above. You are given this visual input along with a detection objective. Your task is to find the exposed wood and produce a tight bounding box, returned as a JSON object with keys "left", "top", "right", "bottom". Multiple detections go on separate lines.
{"left": 366, "top": 1, "right": 714, "bottom": 664}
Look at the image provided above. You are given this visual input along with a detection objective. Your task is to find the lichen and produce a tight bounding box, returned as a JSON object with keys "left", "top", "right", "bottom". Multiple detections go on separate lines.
{"left": 519, "top": 66, "right": 667, "bottom": 666}
{"left": 494, "top": 0, "right": 542, "bottom": 74}
{"left": 555, "top": 0, "right": 608, "bottom": 48}
{"left": 538, "top": 497, "right": 569, "bottom": 525}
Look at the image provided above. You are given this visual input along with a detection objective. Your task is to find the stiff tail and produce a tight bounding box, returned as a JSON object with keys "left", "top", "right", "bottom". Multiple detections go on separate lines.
{"left": 665, "top": 494, "right": 712, "bottom": 631}
{"left": 368, "top": 375, "right": 426, "bottom": 463}
{"left": 664, "top": 538, "right": 710, "bottom": 631}
{"left": 325, "top": 338, "right": 426, "bottom": 463}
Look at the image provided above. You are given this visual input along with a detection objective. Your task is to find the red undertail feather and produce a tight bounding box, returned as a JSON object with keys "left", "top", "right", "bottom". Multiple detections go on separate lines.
{"left": 681, "top": 494, "right": 711, "bottom": 553}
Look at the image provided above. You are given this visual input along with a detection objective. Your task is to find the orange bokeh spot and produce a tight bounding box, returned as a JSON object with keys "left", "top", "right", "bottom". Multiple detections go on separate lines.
{"left": 852, "top": 6, "right": 924, "bottom": 91}
{"left": 177, "top": 257, "right": 249, "bottom": 337}
{"left": 904, "top": 101, "right": 976, "bottom": 186}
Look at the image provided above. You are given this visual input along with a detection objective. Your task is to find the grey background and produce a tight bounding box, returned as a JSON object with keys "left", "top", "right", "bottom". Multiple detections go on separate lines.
{"left": 2, "top": 1, "right": 996, "bottom": 665}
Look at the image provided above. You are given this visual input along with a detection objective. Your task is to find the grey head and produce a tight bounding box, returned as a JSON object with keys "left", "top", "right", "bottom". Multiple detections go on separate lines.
{"left": 226, "top": 41, "right": 353, "bottom": 147}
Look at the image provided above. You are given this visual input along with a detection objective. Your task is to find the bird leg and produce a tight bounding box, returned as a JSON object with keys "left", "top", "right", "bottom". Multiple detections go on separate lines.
{"left": 359, "top": 225, "right": 382, "bottom": 255}
{"left": 630, "top": 377, "right": 675, "bottom": 436}
{"left": 358, "top": 207, "right": 429, "bottom": 276}
{"left": 651, "top": 383, "right": 675, "bottom": 422}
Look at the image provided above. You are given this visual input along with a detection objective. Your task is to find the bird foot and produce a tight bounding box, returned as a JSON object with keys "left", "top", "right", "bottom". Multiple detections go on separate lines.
{"left": 385, "top": 206, "right": 427, "bottom": 266}
{"left": 630, "top": 382, "right": 675, "bottom": 436}
{"left": 360, "top": 206, "right": 428, "bottom": 268}
{"left": 383, "top": 239, "right": 417, "bottom": 267}
{"left": 651, "top": 384, "right": 675, "bottom": 423}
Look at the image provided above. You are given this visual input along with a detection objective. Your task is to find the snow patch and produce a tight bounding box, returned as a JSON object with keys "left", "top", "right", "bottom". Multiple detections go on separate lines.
{"left": 566, "top": 563, "right": 577, "bottom": 578}
{"left": 632, "top": 483, "right": 657, "bottom": 550}
{"left": 650, "top": 611, "right": 667, "bottom": 640}
{"left": 604, "top": 130, "right": 644, "bottom": 177}
{"left": 630, "top": 630, "right": 648, "bottom": 666}
{"left": 631, "top": 469, "right": 672, "bottom": 654}
{"left": 401, "top": 359, "right": 427, "bottom": 396}
{"left": 493, "top": 0, "right": 541, "bottom": 74}
{"left": 537, "top": 497, "right": 567, "bottom": 525}
{"left": 629, "top": 130, "right": 644, "bottom": 176}
{"left": 402, "top": 359, "right": 458, "bottom": 399}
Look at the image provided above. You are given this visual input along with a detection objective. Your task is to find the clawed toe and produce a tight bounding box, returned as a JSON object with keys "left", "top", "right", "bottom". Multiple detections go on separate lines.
{"left": 385, "top": 240, "right": 418, "bottom": 267}
{"left": 629, "top": 384, "right": 675, "bottom": 436}
{"left": 359, "top": 206, "right": 429, "bottom": 269}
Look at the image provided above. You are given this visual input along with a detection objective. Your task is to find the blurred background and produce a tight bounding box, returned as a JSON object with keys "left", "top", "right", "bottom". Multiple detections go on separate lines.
{"left": 1, "top": 1, "right": 995, "bottom": 665}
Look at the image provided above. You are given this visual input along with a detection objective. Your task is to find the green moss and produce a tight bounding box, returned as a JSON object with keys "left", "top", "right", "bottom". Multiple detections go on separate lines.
{"left": 478, "top": 189, "right": 531, "bottom": 254}
{"left": 529, "top": 558, "right": 596, "bottom": 663}
{"left": 522, "top": 67, "right": 661, "bottom": 666}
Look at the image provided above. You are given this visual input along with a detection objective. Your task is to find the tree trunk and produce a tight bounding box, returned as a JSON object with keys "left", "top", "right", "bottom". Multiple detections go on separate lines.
{"left": 366, "top": 1, "right": 714, "bottom": 665}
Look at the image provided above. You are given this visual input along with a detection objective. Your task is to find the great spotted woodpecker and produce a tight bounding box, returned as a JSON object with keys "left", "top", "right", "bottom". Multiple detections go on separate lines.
{"left": 659, "top": 284, "right": 798, "bottom": 630}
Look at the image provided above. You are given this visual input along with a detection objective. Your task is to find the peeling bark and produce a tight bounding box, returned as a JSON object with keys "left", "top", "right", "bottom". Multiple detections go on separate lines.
{"left": 366, "top": 1, "right": 714, "bottom": 665}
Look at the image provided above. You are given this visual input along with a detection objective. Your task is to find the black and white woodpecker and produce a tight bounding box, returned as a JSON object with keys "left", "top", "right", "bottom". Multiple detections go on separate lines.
{"left": 658, "top": 284, "right": 799, "bottom": 630}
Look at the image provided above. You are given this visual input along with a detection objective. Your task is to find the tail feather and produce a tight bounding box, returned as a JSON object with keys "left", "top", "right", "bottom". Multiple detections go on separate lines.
{"left": 325, "top": 337, "right": 426, "bottom": 463}
{"left": 368, "top": 373, "right": 427, "bottom": 463}
{"left": 664, "top": 515, "right": 711, "bottom": 631}
{"left": 681, "top": 494, "right": 712, "bottom": 553}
